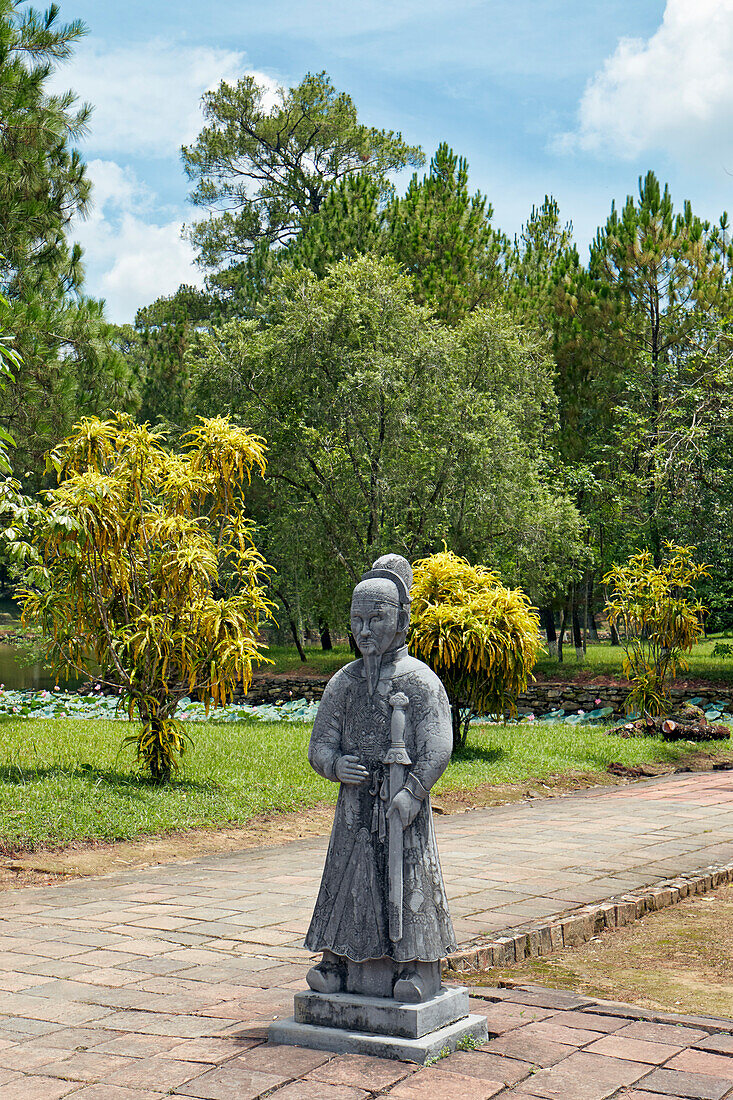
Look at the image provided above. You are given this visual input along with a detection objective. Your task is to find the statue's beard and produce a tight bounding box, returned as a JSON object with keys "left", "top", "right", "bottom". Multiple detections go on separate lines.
{"left": 361, "top": 632, "right": 406, "bottom": 695}
{"left": 362, "top": 652, "right": 382, "bottom": 696}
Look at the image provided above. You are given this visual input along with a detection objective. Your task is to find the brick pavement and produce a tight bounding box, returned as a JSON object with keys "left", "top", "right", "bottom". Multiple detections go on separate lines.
{"left": 0, "top": 769, "right": 732, "bottom": 1097}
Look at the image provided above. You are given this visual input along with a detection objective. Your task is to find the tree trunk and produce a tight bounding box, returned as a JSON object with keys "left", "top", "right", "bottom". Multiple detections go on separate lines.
{"left": 276, "top": 588, "right": 307, "bottom": 662}
{"left": 540, "top": 607, "right": 557, "bottom": 658}
{"left": 587, "top": 575, "right": 599, "bottom": 641}
{"left": 135, "top": 708, "right": 175, "bottom": 785}
{"left": 318, "top": 620, "right": 333, "bottom": 651}
{"left": 572, "top": 596, "right": 584, "bottom": 663}
{"left": 348, "top": 631, "right": 358, "bottom": 655}
{"left": 558, "top": 597, "right": 570, "bottom": 664}
{"left": 610, "top": 621, "right": 620, "bottom": 647}
{"left": 450, "top": 701, "right": 471, "bottom": 753}
{"left": 289, "top": 621, "right": 307, "bottom": 662}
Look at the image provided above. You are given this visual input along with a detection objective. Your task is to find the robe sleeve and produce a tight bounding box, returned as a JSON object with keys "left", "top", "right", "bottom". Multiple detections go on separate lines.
{"left": 307, "top": 672, "right": 346, "bottom": 783}
{"left": 403, "top": 673, "right": 452, "bottom": 799}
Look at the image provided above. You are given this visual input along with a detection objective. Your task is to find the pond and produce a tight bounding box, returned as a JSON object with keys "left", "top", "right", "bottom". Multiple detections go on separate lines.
{"left": 0, "top": 643, "right": 83, "bottom": 692}
{"left": 0, "top": 602, "right": 82, "bottom": 691}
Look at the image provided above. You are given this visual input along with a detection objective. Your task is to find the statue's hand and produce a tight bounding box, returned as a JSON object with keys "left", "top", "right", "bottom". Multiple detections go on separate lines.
{"left": 386, "top": 788, "right": 422, "bottom": 828}
{"left": 335, "top": 754, "right": 370, "bottom": 785}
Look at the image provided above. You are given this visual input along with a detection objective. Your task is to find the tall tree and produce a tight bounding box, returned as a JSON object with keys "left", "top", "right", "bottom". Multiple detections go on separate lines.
{"left": 589, "top": 171, "right": 728, "bottom": 561}
{"left": 0, "top": 1, "right": 136, "bottom": 481}
{"left": 188, "top": 254, "right": 583, "bottom": 631}
{"left": 182, "top": 70, "right": 422, "bottom": 282}
{"left": 387, "top": 144, "right": 504, "bottom": 323}
{"left": 132, "top": 285, "right": 215, "bottom": 427}
{"left": 503, "top": 197, "right": 593, "bottom": 645}
{"left": 505, "top": 196, "right": 573, "bottom": 331}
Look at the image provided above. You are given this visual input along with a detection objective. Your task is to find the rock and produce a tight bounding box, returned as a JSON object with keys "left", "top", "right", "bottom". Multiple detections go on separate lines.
{"left": 675, "top": 703, "right": 706, "bottom": 723}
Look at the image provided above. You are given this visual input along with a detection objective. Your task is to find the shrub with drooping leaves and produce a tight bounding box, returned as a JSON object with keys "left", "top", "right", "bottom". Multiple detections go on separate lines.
{"left": 21, "top": 414, "right": 274, "bottom": 783}
{"left": 604, "top": 542, "right": 708, "bottom": 717}
{"left": 409, "top": 550, "right": 542, "bottom": 749}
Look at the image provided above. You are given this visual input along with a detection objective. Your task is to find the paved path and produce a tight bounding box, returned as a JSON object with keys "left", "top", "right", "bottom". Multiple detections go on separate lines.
{"left": 1, "top": 770, "right": 733, "bottom": 1097}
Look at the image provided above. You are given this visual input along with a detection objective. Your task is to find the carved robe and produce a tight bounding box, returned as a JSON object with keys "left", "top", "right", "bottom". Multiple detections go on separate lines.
{"left": 304, "top": 645, "right": 456, "bottom": 963}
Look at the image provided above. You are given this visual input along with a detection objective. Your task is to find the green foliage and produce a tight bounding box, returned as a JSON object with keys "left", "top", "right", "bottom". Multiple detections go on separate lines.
{"left": 287, "top": 174, "right": 385, "bottom": 279}
{"left": 0, "top": 281, "right": 19, "bottom": 468}
{"left": 119, "top": 284, "right": 217, "bottom": 427}
{"left": 604, "top": 543, "right": 709, "bottom": 715}
{"left": 0, "top": 1, "right": 137, "bottom": 482}
{"left": 388, "top": 143, "right": 504, "bottom": 323}
{"left": 188, "top": 254, "right": 581, "bottom": 632}
{"left": 589, "top": 172, "right": 730, "bottom": 561}
{"left": 182, "top": 69, "right": 423, "bottom": 274}
{"left": 20, "top": 415, "right": 274, "bottom": 782}
{"left": 409, "top": 550, "right": 542, "bottom": 749}
{"left": 0, "top": 283, "right": 43, "bottom": 573}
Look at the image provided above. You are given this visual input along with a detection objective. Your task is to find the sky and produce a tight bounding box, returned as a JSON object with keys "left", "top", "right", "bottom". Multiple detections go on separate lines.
{"left": 45, "top": 0, "right": 733, "bottom": 323}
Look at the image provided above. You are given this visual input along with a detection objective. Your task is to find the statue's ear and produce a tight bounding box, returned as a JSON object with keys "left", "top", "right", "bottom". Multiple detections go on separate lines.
{"left": 397, "top": 608, "right": 410, "bottom": 633}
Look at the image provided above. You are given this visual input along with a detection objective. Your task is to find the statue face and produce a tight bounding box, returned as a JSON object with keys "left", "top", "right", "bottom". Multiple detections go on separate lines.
{"left": 350, "top": 580, "right": 400, "bottom": 657}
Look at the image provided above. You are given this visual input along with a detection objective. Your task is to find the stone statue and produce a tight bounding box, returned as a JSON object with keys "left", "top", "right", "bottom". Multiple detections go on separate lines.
{"left": 304, "top": 553, "right": 456, "bottom": 1004}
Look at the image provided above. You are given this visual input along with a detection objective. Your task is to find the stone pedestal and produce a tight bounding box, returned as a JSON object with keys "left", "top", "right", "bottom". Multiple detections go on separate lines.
{"left": 269, "top": 986, "right": 487, "bottom": 1064}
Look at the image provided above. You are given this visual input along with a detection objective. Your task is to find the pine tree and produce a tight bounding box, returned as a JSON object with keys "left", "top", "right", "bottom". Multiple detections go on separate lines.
{"left": 182, "top": 70, "right": 422, "bottom": 279}
{"left": 134, "top": 285, "right": 215, "bottom": 427}
{"left": 386, "top": 144, "right": 504, "bottom": 323}
{"left": 0, "top": 1, "right": 136, "bottom": 481}
{"left": 590, "top": 171, "right": 729, "bottom": 561}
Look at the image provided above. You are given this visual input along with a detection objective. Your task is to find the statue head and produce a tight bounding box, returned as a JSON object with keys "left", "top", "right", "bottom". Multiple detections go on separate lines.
{"left": 350, "top": 555, "right": 413, "bottom": 692}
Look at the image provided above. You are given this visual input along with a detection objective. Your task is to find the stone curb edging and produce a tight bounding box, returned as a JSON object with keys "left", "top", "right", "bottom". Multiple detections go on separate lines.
{"left": 444, "top": 860, "right": 733, "bottom": 973}
{"left": 467, "top": 984, "right": 733, "bottom": 1035}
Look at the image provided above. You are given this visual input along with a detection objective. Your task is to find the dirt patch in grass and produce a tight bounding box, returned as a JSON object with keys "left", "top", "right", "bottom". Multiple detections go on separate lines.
{"left": 467, "top": 883, "right": 733, "bottom": 1019}
{"left": 0, "top": 803, "right": 338, "bottom": 887}
{"left": 2, "top": 750, "right": 730, "bottom": 890}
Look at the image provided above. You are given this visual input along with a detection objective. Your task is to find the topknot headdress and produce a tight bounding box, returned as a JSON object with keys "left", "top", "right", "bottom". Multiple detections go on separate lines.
{"left": 360, "top": 553, "right": 413, "bottom": 615}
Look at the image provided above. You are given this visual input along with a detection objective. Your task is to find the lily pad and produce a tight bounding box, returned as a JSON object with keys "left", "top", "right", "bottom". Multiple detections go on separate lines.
{"left": 0, "top": 687, "right": 320, "bottom": 725}
{"left": 586, "top": 706, "right": 615, "bottom": 720}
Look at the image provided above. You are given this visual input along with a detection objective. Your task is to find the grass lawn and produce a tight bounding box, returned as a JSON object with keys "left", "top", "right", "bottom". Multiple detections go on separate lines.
{"left": 264, "top": 635, "right": 733, "bottom": 684}
{"left": 262, "top": 642, "right": 353, "bottom": 676}
{"left": 0, "top": 717, "right": 730, "bottom": 852}
{"left": 475, "top": 881, "right": 733, "bottom": 1018}
{"left": 536, "top": 632, "right": 733, "bottom": 683}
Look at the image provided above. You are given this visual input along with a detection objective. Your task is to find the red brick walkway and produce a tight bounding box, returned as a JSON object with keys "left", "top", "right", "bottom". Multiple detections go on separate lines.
{"left": 1, "top": 770, "right": 733, "bottom": 1098}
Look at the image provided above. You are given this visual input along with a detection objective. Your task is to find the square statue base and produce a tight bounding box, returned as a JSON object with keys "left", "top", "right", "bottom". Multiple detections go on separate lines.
{"left": 269, "top": 986, "right": 488, "bottom": 1065}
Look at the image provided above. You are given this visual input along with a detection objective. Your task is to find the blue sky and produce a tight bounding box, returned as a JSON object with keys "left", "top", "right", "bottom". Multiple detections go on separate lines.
{"left": 48, "top": 0, "right": 733, "bottom": 321}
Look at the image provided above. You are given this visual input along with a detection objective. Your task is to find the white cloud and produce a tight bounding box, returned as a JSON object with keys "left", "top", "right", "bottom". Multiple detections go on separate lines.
{"left": 50, "top": 39, "right": 279, "bottom": 157}
{"left": 72, "top": 160, "right": 203, "bottom": 323}
{"left": 555, "top": 0, "right": 733, "bottom": 162}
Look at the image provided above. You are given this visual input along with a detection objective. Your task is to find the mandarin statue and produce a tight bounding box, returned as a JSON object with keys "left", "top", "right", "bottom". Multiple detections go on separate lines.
{"left": 304, "top": 554, "right": 456, "bottom": 1004}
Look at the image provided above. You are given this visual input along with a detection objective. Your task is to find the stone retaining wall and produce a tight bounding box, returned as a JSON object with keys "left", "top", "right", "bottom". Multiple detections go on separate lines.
{"left": 240, "top": 677, "right": 330, "bottom": 705}
{"left": 241, "top": 675, "right": 733, "bottom": 716}
{"left": 519, "top": 683, "right": 732, "bottom": 717}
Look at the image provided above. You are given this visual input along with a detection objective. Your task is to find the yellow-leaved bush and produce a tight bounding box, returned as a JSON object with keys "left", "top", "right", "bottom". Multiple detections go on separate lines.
{"left": 21, "top": 414, "right": 275, "bottom": 783}
{"left": 408, "top": 550, "right": 542, "bottom": 749}
{"left": 604, "top": 542, "right": 708, "bottom": 717}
